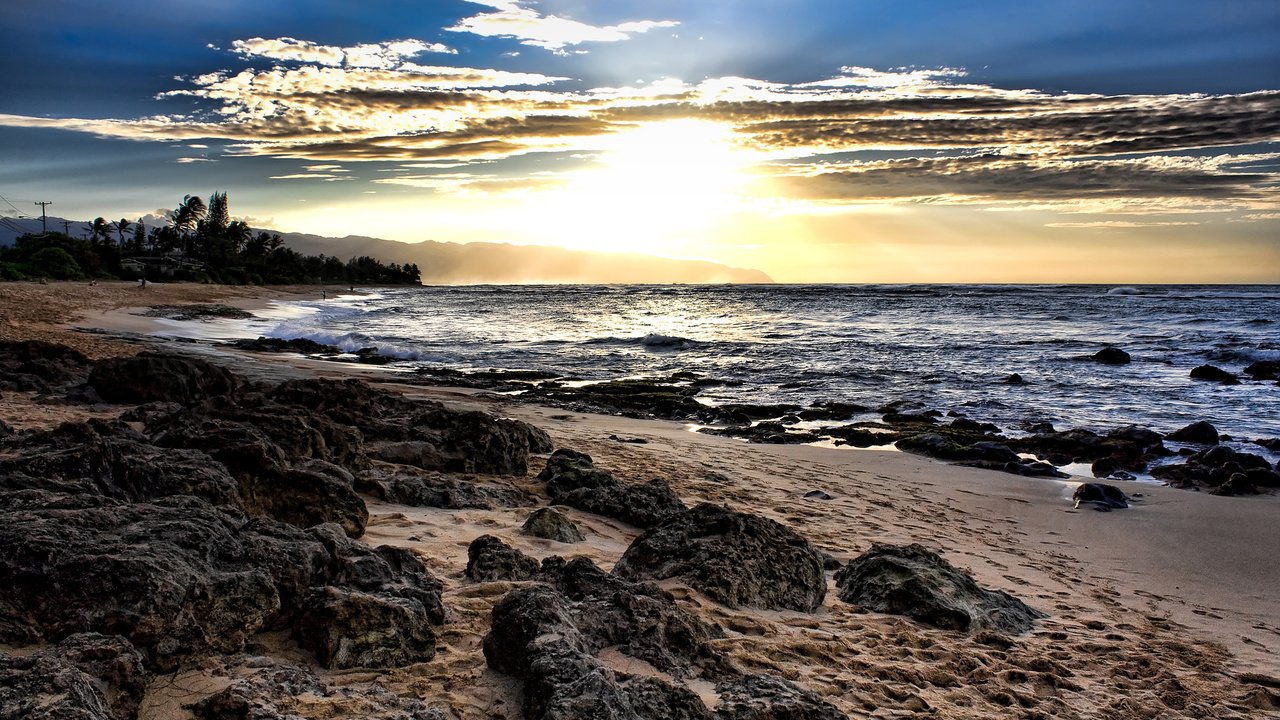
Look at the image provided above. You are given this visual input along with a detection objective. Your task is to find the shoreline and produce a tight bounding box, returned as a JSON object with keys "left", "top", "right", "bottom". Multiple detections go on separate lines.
{"left": 2, "top": 281, "right": 1278, "bottom": 717}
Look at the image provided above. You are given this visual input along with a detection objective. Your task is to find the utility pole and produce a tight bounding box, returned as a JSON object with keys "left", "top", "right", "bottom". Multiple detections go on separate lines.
{"left": 33, "top": 201, "right": 51, "bottom": 233}
{"left": 60, "top": 220, "right": 71, "bottom": 234}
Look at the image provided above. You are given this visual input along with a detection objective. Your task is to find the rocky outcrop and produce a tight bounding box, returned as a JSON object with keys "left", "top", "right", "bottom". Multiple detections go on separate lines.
{"left": 1092, "top": 347, "right": 1131, "bottom": 365}
{"left": 192, "top": 662, "right": 448, "bottom": 720}
{"left": 714, "top": 675, "right": 848, "bottom": 720}
{"left": 0, "top": 339, "right": 94, "bottom": 393}
{"left": 357, "top": 468, "right": 537, "bottom": 510}
{"left": 88, "top": 352, "right": 241, "bottom": 405}
{"left": 0, "top": 633, "right": 148, "bottom": 720}
{"left": 1010, "top": 424, "right": 1170, "bottom": 478}
{"left": 522, "top": 507, "right": 585, "bottom": 543}
{"left": 1167, "top": 420, "right": 1220, "bottom": 445}
{"left": 1151, "top": 446, "right": 1280, "bottom": 495}
{"left": 0, "top": 495, "right": 281, "bottom": 670}
{"left": 835, "top": 543, "right": 1044, "bottom": 634}
{"left": 0, "top": 419, "right": 243, "bottom": 508}
{"left": 613, "top": 503, "right": 827, "bottom": 612}
{"left": 466, "top": 535, "right": 541, "bottom": 582}
{"left": 294, "top": 586, "right": 439, "bottom": 669}
{"left": 537, "top": 449, "right": 685, "bottom": 528}
{"left": 484, "top": 557, "right": 845, "bottom": 720}
{"left": 1190, "top": 364, "right": 1238, "bottom": 384}
{"left": 1244, "top": 360, "right": 1280, "bottom": 381}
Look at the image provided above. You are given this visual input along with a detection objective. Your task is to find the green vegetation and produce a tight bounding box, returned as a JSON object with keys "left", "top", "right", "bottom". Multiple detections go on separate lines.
{"left": 0, "top": 191, "right": 420, "bottom": 285}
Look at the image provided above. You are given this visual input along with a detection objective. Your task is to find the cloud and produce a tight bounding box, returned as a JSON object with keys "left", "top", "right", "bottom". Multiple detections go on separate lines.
{"left": 447, "top": 0, "right": 677, "bottom": 53}
{"left": 175, "top": 156, "right": 215, "bottom": 163}
{"left": 1045, "top": 220, "right": 1202, "bottom": 229}
{"left": 767, "top": 153, "right": 1279, "bottom": 212}
{"left": 230, "top": 37, "right": 455, "bottom": 68}
{"left": 1, "top": 52, "right": 1276, "bottom": 216}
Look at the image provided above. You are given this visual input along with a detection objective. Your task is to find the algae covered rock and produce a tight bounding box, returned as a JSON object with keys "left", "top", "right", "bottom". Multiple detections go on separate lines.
{"left": 835, "top": 543, "right": 1044, "bottom": 634}
{"left": 613, "top": 503, "right": 826, "bottom": 612}
{"left": 522, "top": 507, "right": 585, "bottom": 543}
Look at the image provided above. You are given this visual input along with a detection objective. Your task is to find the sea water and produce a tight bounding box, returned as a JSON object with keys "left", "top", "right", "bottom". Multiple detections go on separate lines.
{"left": 228, "top": 284, "right": 1279, "bottom": 442}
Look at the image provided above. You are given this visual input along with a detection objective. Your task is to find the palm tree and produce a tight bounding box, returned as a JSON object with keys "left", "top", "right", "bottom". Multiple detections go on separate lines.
{"left": 171, "top": 194, "right": 206, "bottom": 236}
{"left": 112, "top": 218, "right": 131, "bottom": 246}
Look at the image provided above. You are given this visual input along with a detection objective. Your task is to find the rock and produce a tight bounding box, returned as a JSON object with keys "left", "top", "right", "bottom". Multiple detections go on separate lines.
{"left": 0, "top": 340, "right": 94, "bottom": 393}
{"left": 1072, "top": 482, "right": 1131, "bottom": 510}
{"left": 715, "top": 674, "right": 847, "bottom": 720}
{"left": 0, "top": 419, "right": 243, "bottom": 509}
{"left": 0, "top": 633, "right": 148, "bottom": 720}
{"left": 484, "top": 557, "right": 729, "bottom": 719}
{"left": 228, "top": 336, "right": 341, "bottom": 354}
{"left": 1243, "top": 360, "right": 1280, "bottom": 380}
{"left": 614, "top": 503, "right": 827, "bottom": 612}
{"left": 357, "top": 468, "right": 537, "bottom": 510}
{"left": 0, "top": 496, "right": 280, "bottom": 670}
{"left": 1212, "top": 473, "right": 1258, "bottom": 496}
{"left": 537, "top": 450, "right": 686, "bottom": 528}
{"left": 699, "top": 422, "right": 822, "bottom": 445}
{"left": 1152, "top": 446, "right": 1280, "bottom": 490}
{"left": 1256, "top": 438, "right": 1280, "bottom": 451}
{"left": 1167, "top": 421, "right": 1220, "bottom": 445}
{"left": 88, "top": 352, "right": 240, "bottom": 404}
{"left": 192, "top": 662, "right": 447, "bottom": 720}
{"left": 1002, "top": 373, "right": 1026, "bottom": 385}
{"left": 835, "top": 543, "right": 1045, "bottom": 634}
{"left": 796, "top": 402, "right": 867, "bottom": 421}
{"left": 293, "top": 586, "right": 439, "bottom": 669}
{"left": 117, "top": 400, "right": 183, "bottom": 423}
{"left": 271, "top": 377, "right": 538, "bottom": 475}
{"left": 1190, "top": 364, "right": 1238, "bottom": 383}
{"left": 467, "top": 535, "right": 541, "bottom": 582}
{"left": 803, "top": 490, "right": 835, "bottom": 500}
{"left": 1011, "top": 424, "right": 1168, "bottom": 476}
{"left": 896, "top": 433, "right": 1017, "bottom": 463}
{"left": 522, "top": 507, "right": 585, "bottom": 543}
{"left": 0, "top": 419, "right": 12, "bottom": 438}
{"left": 1092, "top": 347, "right": 1131, "bottom": 365}
{"left": 557, "top": 478, "right": 687, "bottom": 530}
{"left": 304, "top": 523, "right": 445, "bottom": 620}
{"left": 251, "top": 463, "right": 369, "bottom": 538}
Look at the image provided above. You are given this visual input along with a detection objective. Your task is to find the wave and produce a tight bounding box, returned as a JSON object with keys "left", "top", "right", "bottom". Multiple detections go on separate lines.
{"left": 263, "top": 324, "right": 449, "bottom": 362}
{"left": 583, "top": 334, "right": 702, "bottom": 350}
{"left": 1106, "top": 286, "right": 1145, "bottom": 296}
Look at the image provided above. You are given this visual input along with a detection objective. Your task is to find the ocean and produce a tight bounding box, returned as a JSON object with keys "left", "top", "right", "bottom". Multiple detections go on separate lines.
{"left": 200, "top": 284, "right": 1279, "bottom": 446}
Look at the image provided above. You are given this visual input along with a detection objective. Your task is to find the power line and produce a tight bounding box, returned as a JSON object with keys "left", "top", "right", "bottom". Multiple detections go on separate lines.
{"left": 0, "top": 194, "right": 28, "bottom": 217}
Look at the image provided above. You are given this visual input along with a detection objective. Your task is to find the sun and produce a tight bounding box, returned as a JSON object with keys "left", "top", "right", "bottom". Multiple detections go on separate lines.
{"left": 521, "top": 119, "right": 757, "bottom": 257}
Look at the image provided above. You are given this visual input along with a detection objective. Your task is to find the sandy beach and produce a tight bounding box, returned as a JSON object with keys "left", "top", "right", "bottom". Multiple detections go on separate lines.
{"left": 2, "top": 280, "right": 1278, "bottom": 719}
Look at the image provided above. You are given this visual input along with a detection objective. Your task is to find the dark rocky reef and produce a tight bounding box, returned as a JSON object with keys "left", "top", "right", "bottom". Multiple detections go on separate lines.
{"left": 613, "top": 502, "right": 827, "bottom": 612}
{"left": 1151, "top": 446, "right": 1280, "bottom": 496}
{"left": 356, "top": 467, "right": 537, "bottom": 510}
{"left": 193, "top": 662, "right": 448, "bottom": 720}
{"left": 0, "top": 346, "right": 546, "bottom": 683}
{"left": 536, "top": 449, "right": 686, "bottom": 529}
{"left": 0, "top": 339, "right": 95, "bottom": 394}
{"left": 483, "top": 556, "right": 845, "bottom": 720}
{"left": 0, "top": 633, "right": 148, "bottom": 720}
{"left": 835, "top": 543, "right": 1045, "bottom": 634}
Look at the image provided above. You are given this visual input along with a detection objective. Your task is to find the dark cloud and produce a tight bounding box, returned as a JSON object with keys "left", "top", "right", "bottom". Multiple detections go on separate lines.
{"left": 773, "top": 154, "right": 1276, "bottom": 205}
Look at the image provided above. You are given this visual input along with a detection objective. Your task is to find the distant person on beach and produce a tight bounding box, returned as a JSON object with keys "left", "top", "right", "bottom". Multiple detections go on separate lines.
{"left": 138, "top": 277, "right": 147, "bottom": 289}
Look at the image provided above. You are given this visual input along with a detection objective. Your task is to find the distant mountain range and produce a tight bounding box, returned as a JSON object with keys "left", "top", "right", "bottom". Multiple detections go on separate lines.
{"left": 0, "top": 216, "right": 772, "bottom": 284}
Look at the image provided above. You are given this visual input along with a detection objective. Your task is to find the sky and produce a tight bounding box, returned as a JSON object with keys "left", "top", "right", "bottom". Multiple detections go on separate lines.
{"left": 1, "top": 0, "right": 1278, "bottom": 282}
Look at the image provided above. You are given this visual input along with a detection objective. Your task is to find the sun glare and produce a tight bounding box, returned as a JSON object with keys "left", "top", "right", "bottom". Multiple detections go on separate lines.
{"left": 520, "top": 119, "right": 757, "bottom": 257}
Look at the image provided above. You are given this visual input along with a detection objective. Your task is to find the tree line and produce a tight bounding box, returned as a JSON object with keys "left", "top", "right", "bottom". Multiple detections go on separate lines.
{"left": 0, "top": 192, "right": 421, "bottom": 286}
